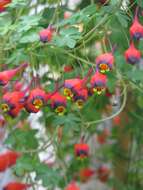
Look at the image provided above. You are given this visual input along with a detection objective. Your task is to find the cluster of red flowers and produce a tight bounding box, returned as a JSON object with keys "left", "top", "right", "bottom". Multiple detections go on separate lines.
{"left": 124, "top": 7, "right": 143, "bottom": 65}
{"left": 0, "top": 48, "right": 114, "bottom": 118}
{"left": 1, "top": 6, "right": 141, "bottom": 121}
{"left": 74, "top": 142, "right": 90, "bottom": 160}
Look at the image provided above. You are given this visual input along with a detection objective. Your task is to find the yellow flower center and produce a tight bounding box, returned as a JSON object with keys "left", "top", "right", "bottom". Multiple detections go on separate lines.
{"left": 93, "top": 87, "right": 105, "bottom": 95}
{"left": 76, "top": 99, "right": 84, "bottom": 109}
{"left": 55, "top": 106, "right": 66, "bottom": 116}
{"left": 33, "top": 99, "right": 43, "bottom": 109}
{"left": 1, "top": 103, "right": 10, "bottom": 112}
{"left": 99, "top": 63, "right": 109, "bottom": 73}
{"left": 64, "top": 88, "right": 73, "bottom": 100}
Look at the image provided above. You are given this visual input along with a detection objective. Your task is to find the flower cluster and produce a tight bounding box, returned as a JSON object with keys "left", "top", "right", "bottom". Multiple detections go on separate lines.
{"left": 125, "top": 7, "right": 143, "bottom": 65}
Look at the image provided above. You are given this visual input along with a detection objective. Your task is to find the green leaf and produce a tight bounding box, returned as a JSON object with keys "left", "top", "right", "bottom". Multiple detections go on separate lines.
{"left": 6, "top": 48, "right": 29, "bottom": 65}
{"left": 116, "top": 11, "right": 129, "bottom": 28}
{"left": 138, "top": 38, "right": 143, "bottom": 50}
{"left": 17, "top": 15, "right": 41, "bottom": 33}
{"left": 126, "top": 69, "right": 143, "bottom": 82}
{"left": 66, "top": 38, "right": 76, "bottom": 48}
{"left": 82, "top": 4, "right": 96, "bottom": 16}
{"left": 19, "top": 29, "right": 40, "bottom": 43}
{"left": 107, "top": 72, "right": 117, "bottom": 92}
{"left": 53, "top": 113, "right": 81, "bottom": 129}
{"left": 55, "top": 4, "right": 96, "bottom": 27}
{"left": 5, "top": 129, "right": 39, "bottom": 151}
{"left": 81, "top": 95, "right": 100, "bottom": 122}
{"left": 60, "top": 27, "right": 80, "bottom": 37}
{"left": 35, "top": 163, "right": 61, "bottom": 188}
{"left": 14, "top": 154, "right": 39, "bottom": 176}
{"left": 110, "top": 0, "right": 118, "bottom": 5}
{"left": 53, "top": 27, "right": 81, "bottom": 48}
{"left": 0, "top": 14, "right": 12, "bottom": 35}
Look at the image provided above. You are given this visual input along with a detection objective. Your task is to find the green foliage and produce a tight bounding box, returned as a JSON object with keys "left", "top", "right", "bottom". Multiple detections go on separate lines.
{"left": 14, "top": 154, "right": 40, "bottom": 176}
{"left": 35, "top": 163, "right": 61, "bottom": 188}
{"left": 5, "top": 129, "right": 39, "bottom": 151}
{"left": 56, "top": 4, "right": 97, "bottom": 27}
{"left": 53, "top": 113, "right": 81, "bottom": 129}
{"left": 53, "top": 27, "right": 81, "bottom": 48}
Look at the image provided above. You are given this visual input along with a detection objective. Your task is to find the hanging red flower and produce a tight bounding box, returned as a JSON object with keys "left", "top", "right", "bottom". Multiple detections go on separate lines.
{"left": 1, "top": 91, "right": 26, "bottom": 117}
{"left": 24, "top": 88, "right": 47, "bottom": 113}
{"left": 130, "top": 7, "right": 143, "bottom": 40}
{"left": 96, "top": 52, "right": 114, "bottom": 74}
{"left": 0, "top": 151, "right": 21, "bottom": 172}
{"left": 64, "top": 78, "right": 83, "bottom": 100}
{"left": 50, "top": 92, "right": 67, "bottom": 115}
{"left": 74, "top": 143, "right": 89, "bottom": 159}
{"left": 0, "top": 63, "right": 28, "bottom": 86}
{"left": 90, "top": 71, "right": 107, "bottom": 95}
{"left": 73, "top": 87, "right": 88, "bottom": 109}
{"left": 124, "top": 42, "right": 141, "bottom": 65}
{"left": 39, "top": 27, "right": 53, "bottom": 43}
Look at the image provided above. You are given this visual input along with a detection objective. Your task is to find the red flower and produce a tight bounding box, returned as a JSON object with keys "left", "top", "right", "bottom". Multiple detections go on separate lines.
{"left": 64, "top": 65, "right": 73, "bottom": 73}
{"left": 3, "top": 182, "right": 30, "bottom": 190}
{"left": 0, "top": 153, "right": 9, "bottom": 172}
{"left": 39, "top": 27, "right": 53, "bottom": 43}
{"left": 130, "top": 7, "right": 143, "bottom": 40}
{"left": 97, "top": 165, "right": 110, "bottom": 183}
{"left": 6, "top": 151, "right": 21, "bottom": 167}
{"left": 79, "top": 168, "right": 95, "bottom": 182}
{"left": 0, "top": 63, "right": 28, "bottom": 86}
{"left": 74, "top": 143, "right": 89, "bottom": 159}
{"left": 96, "top": 52, "right": 114, "bottom": 74}
{"left": 1, "top": 91, "right": 26, "bottom": 117}
{"left": 0, "top": 151, "right": 21, "bottom": 172}
{"left": 90, "top": 71, "right": 107, "bottom": 95}
{"left": 124, "top": 42, "right": 141, "bottom": 64}
{"left": 73, "top": 87, "right": 88, "bottom": 109}
{"left": 65, "top": 182, "right": 80, "bottom": 190}
{"left": 24, "top": 88, "right": 47, "bottom": 113}
{"left": 64, "top": 78, "right": 83, "bottom": 100}
{"left": 50, "top": 92, "right": 67, "bottom": 115}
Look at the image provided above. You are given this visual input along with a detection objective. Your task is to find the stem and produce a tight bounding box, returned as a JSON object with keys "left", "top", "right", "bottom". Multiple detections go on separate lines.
{"left": 85, "top": 80, "right": 127, "bottom": 127}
